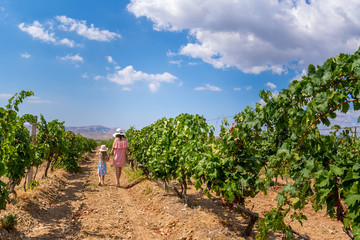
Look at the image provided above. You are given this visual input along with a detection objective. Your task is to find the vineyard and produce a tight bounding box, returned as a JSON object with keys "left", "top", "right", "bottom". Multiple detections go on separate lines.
{"left": 0, "top": 91, "right": 97, "bottom": 209}
{"left": 103, "top": 48, "right": 360, "bottom": 239}
{"left": 0, "top": 48, "right": 360, "bottom": 239}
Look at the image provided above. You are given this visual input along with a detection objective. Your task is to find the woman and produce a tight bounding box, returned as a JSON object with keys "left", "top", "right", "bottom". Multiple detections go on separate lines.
{"left": 110, "top": 128, "right": 129, "bottom": 187}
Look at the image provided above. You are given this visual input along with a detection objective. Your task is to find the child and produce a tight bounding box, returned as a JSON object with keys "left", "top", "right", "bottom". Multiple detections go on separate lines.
{"left": 97, "top": 145, "right": 109, "bottom": 185}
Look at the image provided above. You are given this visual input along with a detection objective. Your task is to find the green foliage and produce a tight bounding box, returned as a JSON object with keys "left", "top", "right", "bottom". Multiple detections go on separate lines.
{"left": 28, "top": 180, "right": 40, "bottom": 190}
{"left": 0, "top": 214, "right": 18, "bottom": 230}
{"left": 126, "top": 114, "right": 214, "bottom": 197}
{"left": 0, "top": 91, "right": 96, "bottom": 210}
{"left": 253, "top": 47, "right": 360, "bottom": 238}
{"left": 126, "top": 47, "right": 360, "bottom": 239}
{"left": 0, "top": 90, "right": 34, "bottom": 209}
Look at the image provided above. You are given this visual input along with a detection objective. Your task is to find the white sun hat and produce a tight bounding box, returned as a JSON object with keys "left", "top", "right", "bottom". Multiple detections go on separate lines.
{"left": 113, "top": 128, "right": 125, "bottom": 137}
{"left": 99, "top": 145, "right": 108, "bottom": 152}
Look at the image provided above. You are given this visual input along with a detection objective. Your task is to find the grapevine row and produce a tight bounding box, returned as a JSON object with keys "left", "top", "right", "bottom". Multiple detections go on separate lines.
{"left": 0, "top": 91, "right": 97, "bottom": 210}
{"left": 123, "top": 48, "right": 360, "bottom": 239}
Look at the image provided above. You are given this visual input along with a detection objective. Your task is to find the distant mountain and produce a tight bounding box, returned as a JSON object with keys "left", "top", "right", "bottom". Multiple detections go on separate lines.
{"left": 65, "top": 125, "right": 117, "bottom": 140}
{"left": 66, "top": 125, "right": 117, "bottom": 134}
{"left": 25, "top": 124, "right": 117, "bottom": 140}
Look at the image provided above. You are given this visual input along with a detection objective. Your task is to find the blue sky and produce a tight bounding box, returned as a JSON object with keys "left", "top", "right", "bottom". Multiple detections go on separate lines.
{"left": 1, "top": 0, "right": 360, "bottom": 135}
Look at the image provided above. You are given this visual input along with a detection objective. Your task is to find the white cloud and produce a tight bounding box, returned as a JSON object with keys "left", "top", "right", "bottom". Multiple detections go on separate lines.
{"left": 330, "top": 110, "right": 360, "bottom": 127}
{"left": 82, "top": 73, "right": 89, "bottom": 79}
{"left": 234, "top": 88, "right": 241, "bottom": 91}
{"left": 58, "top": 54, "right": 84, "bottom": 63}
{"left": 259, "top": 90, "right": 279, "bottom": 105}
{"left": 106, "top": 55, "right": 117, "bottom": 64}
{"left": 169, "top": 60, "right": 182, "bottom": 66}
{"left": 265, "top": 82, "right": 277, "bottom": 89}
{"left": 291, "top": 68, "right": 307, "bottom": 82}
{"left": 21, "top": 52, "right": 31, "bottom": 59}
{"left": 107, "top": 65, "right": 178, "bottom": 93}
{"left": 259, "top": 99, "right": 266, "bottom": 106}
{"left": 167, "top": 51, "right": 177, "bottom": 57}
{"left": 272, "top": 90, "right": 279, "bottom": 97}
{"left": 59, "top": 38, "right": 75, "bottom": 47}
{"left": 194, "top": 83, "right": 222, "bottom": 91}
{"left": 246, "top": 86, "right": 252, "bottom": 91}
{"left": 0, "top": 93, "right": 12, "bottom": 99}
{"left": 56, "top": 15, "right": 121, "bottom": 41}
{"left": 128, "top": 0, "right": 360, "bottom": 74}
{"left": 19, "top": 20, "right": 77, "bottom": 47}
{"left": 94, "top": 75, "right": 103, "bottom": 81}
{"left": 122, "top": 87, "right": 132, "bottom": 91}
{"left": 18, "top": 21, "right": 56, "bottom": 43}
{"left": 26, "top": 96, "right": 51, "bottom": 104}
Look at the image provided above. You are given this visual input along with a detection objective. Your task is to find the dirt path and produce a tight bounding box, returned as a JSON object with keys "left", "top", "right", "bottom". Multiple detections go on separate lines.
{"left": 0, "top": 150, "right": 350, "bottom": 239}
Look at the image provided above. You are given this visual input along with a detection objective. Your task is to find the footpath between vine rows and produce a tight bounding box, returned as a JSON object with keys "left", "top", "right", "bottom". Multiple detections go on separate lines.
{"left": 0, "top": 150, "right": 348, "bottom": 239}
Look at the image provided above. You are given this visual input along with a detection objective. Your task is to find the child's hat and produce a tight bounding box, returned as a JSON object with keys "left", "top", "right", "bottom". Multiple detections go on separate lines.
{"left": 113, "top": 128, "right": 125, "bottom": 137}
{"left": 99, "top": 145, "right": 108, "bottom": 152}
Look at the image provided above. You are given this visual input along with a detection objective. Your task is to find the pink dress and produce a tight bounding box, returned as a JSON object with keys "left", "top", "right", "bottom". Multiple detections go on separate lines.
{"left": 112, "top": 139, "right": 128, "bottom": 167}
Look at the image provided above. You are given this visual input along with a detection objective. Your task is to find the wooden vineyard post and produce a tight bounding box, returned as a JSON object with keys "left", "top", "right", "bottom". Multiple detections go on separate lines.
{"left": 353, "top": 127, "right": 357, "bottom": 138}
{"left": 27, "top": 115, "right": 37, "bottom": 189}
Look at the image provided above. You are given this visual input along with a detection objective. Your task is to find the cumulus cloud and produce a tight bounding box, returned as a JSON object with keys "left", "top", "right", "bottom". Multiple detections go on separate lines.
{"left": 106, "top": 55, "right": 117, "bottom": 64}
{"left": 128, "top": 0, "right": 360, "bottom": 74}
{"left": 56, "top": 16, "right": 121, "bottom": 41}
{"left": 59, "top": 38, "right": 76, "bottom": 47}
{"left": 18, "top": 21, "right": 56, "bottom": 43}
{"left": 21, "top": 52, "right": 31, "bottom": 59}
{"left": 18, "top": 21, "right": 76, "bottom": 47}
{"left": 265, "top": 82, "right": 277, "bottom": 89}
{"left": 19, "top": 16, "right": 120, "bottom": 47}
{"left": 107, "top": 65, "right": 178, "bottom": 93}
{"left": 58, "top": 54, "right": 84, "bottom": 63}
{"left": 194, "top": 83, "right": 222, "bottom": 91}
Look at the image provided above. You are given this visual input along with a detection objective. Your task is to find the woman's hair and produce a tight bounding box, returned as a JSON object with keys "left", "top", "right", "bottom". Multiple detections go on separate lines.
{"left": 100, "top": 151, "right": 107, "bottom": 161}
{"left": 116, "top": 134, "right": 127, "bottom": 140}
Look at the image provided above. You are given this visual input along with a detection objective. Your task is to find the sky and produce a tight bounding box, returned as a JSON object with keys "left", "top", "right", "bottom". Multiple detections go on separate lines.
{"left": 1, "top": 0, "right": 360, "bottom": 135}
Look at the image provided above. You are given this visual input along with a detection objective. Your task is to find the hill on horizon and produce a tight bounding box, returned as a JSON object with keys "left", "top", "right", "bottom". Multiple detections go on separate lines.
{"left": 65, "top": 125, "right": 117, "bottom": 140}
{"left": 25, "top": 124, "right": 118, "bottom": 140}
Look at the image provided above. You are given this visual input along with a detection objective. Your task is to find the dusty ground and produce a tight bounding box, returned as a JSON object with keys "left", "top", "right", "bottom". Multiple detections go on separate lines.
{"left": 0, "top": 150, "right": 350, "bottom": 239}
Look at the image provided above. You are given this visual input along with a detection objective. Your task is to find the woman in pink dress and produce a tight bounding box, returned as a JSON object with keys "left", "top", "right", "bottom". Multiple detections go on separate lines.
{"left": 110, "top": 128, "right": 129, "bottom": 187}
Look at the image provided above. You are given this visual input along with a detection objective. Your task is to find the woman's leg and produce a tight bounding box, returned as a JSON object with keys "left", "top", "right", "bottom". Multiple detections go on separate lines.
{"left": 115, "top": 167, "right": 120, "bottom": 186}
{"left": 119, "top": 167, "right": 122, "bottom": 182}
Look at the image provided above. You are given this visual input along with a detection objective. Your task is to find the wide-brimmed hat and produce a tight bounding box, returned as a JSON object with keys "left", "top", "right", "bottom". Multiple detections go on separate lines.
{"left": 99, "top": 145, "right": 108, "bottom": 152}
{"left": 113, "top": 128, "right": 125, "bottom": 137}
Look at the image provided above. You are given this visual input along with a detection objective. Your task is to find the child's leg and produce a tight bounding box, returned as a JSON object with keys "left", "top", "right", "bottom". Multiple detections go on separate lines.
{"left": 98, "top": 175, "right": 102, "bottom": 185}
{"left": 101, "top": 175, "right": 105, "bottom": 184}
